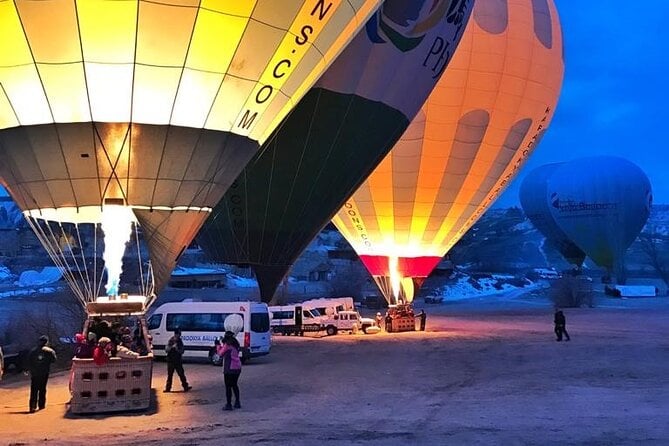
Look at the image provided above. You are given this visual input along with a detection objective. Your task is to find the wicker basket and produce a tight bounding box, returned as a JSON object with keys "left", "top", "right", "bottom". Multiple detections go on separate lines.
{"left": 69, "top": 301, "right": 155, "bottom": 414}
{"left": 69, "top": 355, "right": 153, "bottom": 414}
{"left": 391, "top": 315, "right": 416, "bottom": 332}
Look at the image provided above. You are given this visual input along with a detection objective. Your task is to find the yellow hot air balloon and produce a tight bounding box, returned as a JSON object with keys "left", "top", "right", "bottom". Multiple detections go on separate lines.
{"left": 333, "top": 0, "right": 565, "bottom": 304}
{"left": 0, "top": 0, "right": 381, "bottom": 307}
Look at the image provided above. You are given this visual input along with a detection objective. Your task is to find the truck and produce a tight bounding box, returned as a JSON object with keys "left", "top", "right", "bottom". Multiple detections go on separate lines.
{"left": 268, "top": 305, "right": 323, "bottom": 336}
{"left": 302, "top": 297, "right": 376, "bottom": 336}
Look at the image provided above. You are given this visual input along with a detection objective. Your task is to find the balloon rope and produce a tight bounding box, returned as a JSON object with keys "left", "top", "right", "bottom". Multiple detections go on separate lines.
{"left": 59, "top": 222, "right": 94, "bottom": 301}
{"left": 133, "top": 221, "right": 146, "bottom": 297}
{"left": 49, "top": 222, "right": 89, "bottom": 303}
{"left": 73, "top": 223, "right": 95, "bottom": 301}
{"left": 25, "top": 217, "right": 86, "bottom": 308}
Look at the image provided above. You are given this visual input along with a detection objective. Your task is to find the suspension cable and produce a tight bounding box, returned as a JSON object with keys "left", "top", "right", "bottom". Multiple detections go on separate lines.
{"left": 25, "top": 216, "right": 87, "bottom": 307}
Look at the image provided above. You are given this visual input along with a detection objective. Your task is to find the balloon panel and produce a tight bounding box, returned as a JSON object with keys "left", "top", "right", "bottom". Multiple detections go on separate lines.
{"left": 333, "top": 0, "right": 565, "bottom": 298}
{"left": 547, "top": 156, "right": 652, "bottom": 270}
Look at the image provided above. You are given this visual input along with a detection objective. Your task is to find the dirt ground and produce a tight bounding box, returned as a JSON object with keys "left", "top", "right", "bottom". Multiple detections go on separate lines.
{"left": 2, "top": 292, "right": 669, "bottom": 445}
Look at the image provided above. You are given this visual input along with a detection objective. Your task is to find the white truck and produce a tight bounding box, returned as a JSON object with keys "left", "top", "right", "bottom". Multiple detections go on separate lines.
{"left": 300, "top": 298, "right": 377, "bottom": 335}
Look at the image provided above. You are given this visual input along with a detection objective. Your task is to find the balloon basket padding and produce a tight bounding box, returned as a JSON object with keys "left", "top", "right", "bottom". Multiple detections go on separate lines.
{"left": 86, "top": 294, "right": 148, "bottom": 316}
{"left": 69, "top": 354, "right": 154, "bottom": 414}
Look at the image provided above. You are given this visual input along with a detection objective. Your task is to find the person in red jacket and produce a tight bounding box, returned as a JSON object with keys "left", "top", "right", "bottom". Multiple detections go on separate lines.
{"left": 93, "top": 337, "right": 112, "bottom": 366}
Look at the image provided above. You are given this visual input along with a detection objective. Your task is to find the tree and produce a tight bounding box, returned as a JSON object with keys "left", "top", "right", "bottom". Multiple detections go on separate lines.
{"left": 638, "top": 225, "right": 669, "bottom": 287}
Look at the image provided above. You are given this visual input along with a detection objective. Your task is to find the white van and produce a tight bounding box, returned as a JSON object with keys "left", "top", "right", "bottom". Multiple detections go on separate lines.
{"left": 301, "top": 297, "right": 354, "bottom": 316}
{"left": 147, "top": 300, "right": 271, "bottom": 364}
{"left": 268, "top": 305, "right": 323, "bottom": 335}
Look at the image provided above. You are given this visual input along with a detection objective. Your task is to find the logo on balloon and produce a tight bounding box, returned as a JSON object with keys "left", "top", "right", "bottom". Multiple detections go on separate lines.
{"left": 366, "top": 0, "right": 469, "bottom": 52}
{"left": 551, "top": 193, "right": 617, "bottom": 213}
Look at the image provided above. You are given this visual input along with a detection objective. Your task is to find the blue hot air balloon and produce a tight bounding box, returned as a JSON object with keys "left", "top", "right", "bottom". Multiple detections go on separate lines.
{"left": 520, "top": 163, "right": 586, "bottom": 266}
{"left": 547, "top": 156, "right": 652, "bottom": 281}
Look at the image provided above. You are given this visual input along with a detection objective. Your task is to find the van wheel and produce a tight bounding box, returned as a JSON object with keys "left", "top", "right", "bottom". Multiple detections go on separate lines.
{"left": 326, "top": 326, "right": 337, "bottom": 336}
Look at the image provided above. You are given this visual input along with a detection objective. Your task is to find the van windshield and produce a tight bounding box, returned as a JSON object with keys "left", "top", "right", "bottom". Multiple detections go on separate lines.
{"left": 166, "top": 313, "right": 243, "bottom": 332}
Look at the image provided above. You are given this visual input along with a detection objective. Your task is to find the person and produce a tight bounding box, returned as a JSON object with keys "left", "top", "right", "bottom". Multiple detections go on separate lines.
{"left": 217, "top": 331, "right": 242, "bottom": 410}
{"left": 27, "top": 335, "right": 57, "bottom": 413}
{"left": 164, "top": 328, "right": 191, "bottom": 392}
{"left": 375, "top": 312, "right": 383, "bottom": 330}
{"left": 0, "top": 345, "right": 4, "bottom": 381}
{"left": 73, "top": 333, "right": 94, "bottom": 359}
{"left": 554, "top": 308, "right": 570, "bottom": 342}
{"left": 132, "top": 327, "right": 149, "bottom": 356}
{"left": 115, "top": 335, "right": 140, "bottom": 359}
{"left": 385, "top": 312, "right": 393, "bottom": 333}
{"left": 93, "top": 337, "right": 112, "bottom": 365}
{"left": 417, "top": 309, "right": 427, "bottom": 331}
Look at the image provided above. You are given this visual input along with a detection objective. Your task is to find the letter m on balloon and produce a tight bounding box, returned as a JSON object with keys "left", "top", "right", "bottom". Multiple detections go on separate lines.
{"left": 238, "top": 109, "right": 258, "bottom": 131}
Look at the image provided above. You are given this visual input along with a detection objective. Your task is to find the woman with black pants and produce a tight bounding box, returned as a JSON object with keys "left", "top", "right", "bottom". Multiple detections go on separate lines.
{"left": 217, "top": 331, "right": 242, "bottom": 410}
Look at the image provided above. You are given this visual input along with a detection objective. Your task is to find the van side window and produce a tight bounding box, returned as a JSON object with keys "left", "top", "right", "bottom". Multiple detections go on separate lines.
{"left": 251, "top": 313, "right": 270, "bottom": 332}
{"left": 166, "top": 313, "right": 242, "bottom": 332}
{"left": 147, "top": 314, "right": 162, "bottom": 330}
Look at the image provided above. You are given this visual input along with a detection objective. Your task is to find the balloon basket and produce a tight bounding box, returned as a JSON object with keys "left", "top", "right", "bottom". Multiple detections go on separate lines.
{"left": 70, "top": 296, "right": 154, "bottom": 414}
{"left": 386, "top": 304, "right": 416, "bottom": 333}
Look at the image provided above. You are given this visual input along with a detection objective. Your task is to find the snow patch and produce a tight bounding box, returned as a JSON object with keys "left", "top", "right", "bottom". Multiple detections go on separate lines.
{"left": 15, "top": 267, "right": 62, "bottom": 287}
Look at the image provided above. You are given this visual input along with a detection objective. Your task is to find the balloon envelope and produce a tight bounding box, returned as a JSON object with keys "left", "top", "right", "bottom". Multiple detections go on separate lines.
{"left": 197, "top": 0, "right": 475, "bottom": 301}
{"left": 547, "top": 156, "right": 652, "bottom": 274}
{"left": 0, "top": 0, "right": 381, "bottom": 302}
{"left": 520, "top": 163, "right": 586, "bottom": 266}
{"left": 333, "top": 0, "right": 565, "bottom": 303}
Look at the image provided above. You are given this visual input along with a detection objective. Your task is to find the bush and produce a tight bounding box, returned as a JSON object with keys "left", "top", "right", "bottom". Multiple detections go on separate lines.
{"left": 549, "top": 276, "right": 594, "bottom": 308}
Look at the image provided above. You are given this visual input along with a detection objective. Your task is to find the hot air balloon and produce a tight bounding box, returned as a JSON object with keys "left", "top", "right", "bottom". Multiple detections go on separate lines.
{"left": 547, "top": 156, "right": 652, "bottom": 282}
{"left": 333, "top": 0, "right": 565, "bottom": 304}
{"left": 198, "top": 0, "right": 474, "bottom": 302}
{"left": 0, "top": 0, "right": 381, "bottom": 307}
{"left": 520, "top": 163, "right": 586, "bottom": 266}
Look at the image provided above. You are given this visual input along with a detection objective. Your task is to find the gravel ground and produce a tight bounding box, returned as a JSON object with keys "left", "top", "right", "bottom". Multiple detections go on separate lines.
{"left": 1, "top": 291, "right": 669, "bottom": 445}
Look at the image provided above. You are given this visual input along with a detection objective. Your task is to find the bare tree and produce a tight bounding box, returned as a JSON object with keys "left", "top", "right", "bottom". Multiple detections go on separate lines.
{"left": 328, "top": 261, "right": 369, "bottom": 299}
{"left": 638, "top": 226, "right": 669, "bottom": 287}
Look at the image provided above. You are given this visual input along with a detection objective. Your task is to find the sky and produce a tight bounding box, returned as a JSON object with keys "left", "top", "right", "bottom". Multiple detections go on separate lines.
{"left": 495, "top": 0, "right": 669, "bottom": 207}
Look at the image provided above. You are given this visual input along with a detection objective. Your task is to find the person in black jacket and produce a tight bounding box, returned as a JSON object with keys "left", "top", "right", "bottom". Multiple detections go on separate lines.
{"left": 554, "top": 308, "right": 570, "bottom": 342}
{"left": 164, "top": 328, "right": 191, "bottom": 392}
{"left": 27, "top": 335, "right": 57, "bottom": 413}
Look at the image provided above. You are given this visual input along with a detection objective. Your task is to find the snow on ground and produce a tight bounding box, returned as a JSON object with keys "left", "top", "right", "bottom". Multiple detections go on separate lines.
{"left": 15, "top": 266, "right": 62, "bottom": 287}
{"left": 0, "top": 286, "right": 59, "bottom": 298}
{"left": 0, "top": 265, "right": 14, "bottom": 281}
{"left": 435, "top": 274, "right": 544, "bottom": 301}
{"left": 226, "top": 274, "right": 257, "bottom": 288}
{"left": 170, "top": 265, "right": 227, "bottom": 276}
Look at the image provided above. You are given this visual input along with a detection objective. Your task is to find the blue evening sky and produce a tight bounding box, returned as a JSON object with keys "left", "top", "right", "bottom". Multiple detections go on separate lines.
{"left": 495, "top": 0, "right": 668, "bottom": 207}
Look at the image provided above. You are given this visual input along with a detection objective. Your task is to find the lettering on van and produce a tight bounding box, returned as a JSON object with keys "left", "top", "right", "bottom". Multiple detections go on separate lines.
{"left": 181, "top": 335, "right": 219, "bottom": 343}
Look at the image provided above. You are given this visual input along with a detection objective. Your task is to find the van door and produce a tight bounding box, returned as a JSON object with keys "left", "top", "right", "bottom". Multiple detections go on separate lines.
{"left": 249, "top": 310, "right": 271, "bottom": 357}
{"left": 147, "top": 313, "right": 165, "bottom": 357}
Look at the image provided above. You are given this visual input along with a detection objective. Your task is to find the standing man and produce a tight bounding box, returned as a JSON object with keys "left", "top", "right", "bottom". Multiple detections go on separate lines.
{"left": 164, "top": 328, "right": 192, "bottom": 392}
{"left": 553, "top": 308, "right": 570, "bottom": 342}
{"left": 0, "top": 344, "right": 4, "bottom": 381}
{"left": 417, "top": 309, "right": 427, "bottom": 331}
{"left": 385, "top": 312, "right": 393, "bottom": 333}
{"left": 27, "top": 335, "right": 57, "bottom": 413}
